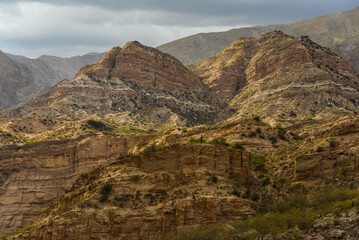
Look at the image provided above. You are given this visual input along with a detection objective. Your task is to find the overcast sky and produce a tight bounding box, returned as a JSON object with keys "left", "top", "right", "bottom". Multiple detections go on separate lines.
{"left": 0, "top": 0, "right": 357, "bottom": 58}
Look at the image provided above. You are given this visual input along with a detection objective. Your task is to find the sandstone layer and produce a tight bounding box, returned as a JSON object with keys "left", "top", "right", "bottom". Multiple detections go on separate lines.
{"left": 193, "top": 31, "right": 359, "bottom": 122}
{"left": 10, "top": 143, "right": 253, "bottom": 240}
{"left": 0, "top": 134, "right": 154, "bottom": 234}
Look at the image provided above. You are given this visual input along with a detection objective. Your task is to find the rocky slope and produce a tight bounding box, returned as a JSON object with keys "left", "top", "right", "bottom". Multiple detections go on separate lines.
{"left": 8, "top": 143, "right": 252, "bottom": 240}
{"left": 0, "top": 134, "right": 154, "bottom": 234}
{"left": 158, "top": 7, "right": 359, "bottom": 73}
{"left": 193, "top": 31, "right": 359, "bottom": 122}
{"left": 2, "top": 41, "right": 216, "bottom": 126}
{"left": 3, "top": 31, "right": 359, "bottom": 240}
{"left": 0, "top": 51, "right": 104, "bottom": 112}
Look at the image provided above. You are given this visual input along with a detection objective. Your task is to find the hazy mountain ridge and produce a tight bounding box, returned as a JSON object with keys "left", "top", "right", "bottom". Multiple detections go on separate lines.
{"left": 158, "top": 7, "right": 359, "bottom": 73}
{"left": 0, "top": 51, "right": 105, "bottom": 111}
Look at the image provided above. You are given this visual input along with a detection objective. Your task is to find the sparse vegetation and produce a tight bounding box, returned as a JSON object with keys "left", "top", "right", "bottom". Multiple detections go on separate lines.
{"left": 249, "top": 154, "right": 266, "bottom": 170}
{"left": 160, "top": 187, "right": 359, "bottom": 240}
{"left": 207, "top": 137, "right": 230, "bottom": 146}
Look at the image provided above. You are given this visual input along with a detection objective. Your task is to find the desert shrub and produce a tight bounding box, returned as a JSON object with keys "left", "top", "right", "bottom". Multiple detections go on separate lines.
{"left": 262, "top": 177, "right": 271, "bottom": 186}
{"left": 208, "top": 137, "right": 230, "bottom": 147}
{"left": 249, "top": 155, "right": 266, "bottom": 170}
{"left": 189, "top": 136, "right": 206, "bottom": 143}
{"left": 233, "top": 142, "right": 245, "bottom": 150}
{"left": 86, "top": 119, "right": 113, "bottom": 132}
{"left": 253, "top": 115, "right": 261, "bottom": 121}
{"left": 256, "top": 127, "right": 262, "bottom": 134}
{"left": 329, "top": 140, "right": 338, "bottom": 148}
{"left": 100, "top": 182, "right": 113, "bottom": 202}
{"left": 248, "top": 131, "right": 257, "bottom": 137}
{"left": 316, "top": 146, "right": 324, "bottom": 152}
{"left": 211, "top": 174, "right": 218, "bottom": 183}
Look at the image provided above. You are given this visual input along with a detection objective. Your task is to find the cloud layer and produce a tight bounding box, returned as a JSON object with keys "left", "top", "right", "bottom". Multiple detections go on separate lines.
{"left": 0, "top": 0, "right": 357, "bottom": 58}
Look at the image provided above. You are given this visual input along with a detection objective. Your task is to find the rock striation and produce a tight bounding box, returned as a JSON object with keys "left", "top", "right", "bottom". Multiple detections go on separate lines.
{"left": 3, "top": 42, "right": 216, "bottom": 125}
{"left": 193, "top": 31, "right": 359, "bottom": 121}
{"left": 0, "top": 134, "right": 154, "bottom": 234}
{"left": 10, "top": 143, "right": 253, "bottom": 240}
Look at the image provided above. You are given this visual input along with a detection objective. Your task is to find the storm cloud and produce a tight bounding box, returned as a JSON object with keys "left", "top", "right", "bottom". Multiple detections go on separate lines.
{"left": 0, "top": 0, "right": 357, "bottom": 58}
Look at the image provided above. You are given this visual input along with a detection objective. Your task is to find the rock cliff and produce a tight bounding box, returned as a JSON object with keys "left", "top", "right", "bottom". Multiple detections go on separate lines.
{"left": 9, "top": 143, "right": 253, "bottom": 240}
{"left": 0, "top": 134, "right": 154, "bottom": 234}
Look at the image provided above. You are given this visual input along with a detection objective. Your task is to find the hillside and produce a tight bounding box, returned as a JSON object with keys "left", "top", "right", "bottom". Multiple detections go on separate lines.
{"left": 193, "top": 31, "right": 359, "bottom": 123}
{"left": 158, "top": 7, "right": 359, "bottom": 73}
{"left": 2, "top": 32, "right": 359, "bottom": 239}
{"left": 2, "top": 41, "right": 217, "bottom": 126}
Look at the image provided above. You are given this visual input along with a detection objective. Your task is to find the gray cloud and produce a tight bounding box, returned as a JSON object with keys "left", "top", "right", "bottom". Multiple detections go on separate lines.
{"left": 0, "top": 0, "right": 357, "bottom": 58}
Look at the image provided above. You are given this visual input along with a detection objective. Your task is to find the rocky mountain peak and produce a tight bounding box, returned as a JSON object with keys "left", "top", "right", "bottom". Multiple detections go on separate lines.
{"left": 193, "top": 31, "right": 359, "bottom": 122}
{"left": 3, "top": 41, "right": 216, "bottom": 125}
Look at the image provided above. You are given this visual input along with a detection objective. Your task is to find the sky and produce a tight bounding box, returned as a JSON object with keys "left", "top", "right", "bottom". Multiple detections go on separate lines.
{"left": 0, "top": 0, "right": 358, "bottom": 58}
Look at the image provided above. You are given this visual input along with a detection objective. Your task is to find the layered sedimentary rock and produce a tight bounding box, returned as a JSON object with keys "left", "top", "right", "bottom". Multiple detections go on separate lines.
{"left": 194, "top": 31, "right": 359, "bottom": 121}
{"left": 0, "top": 134, "right": 154, "bottom": 234}
{"left": 267, "top": 115, "right": 359, "bottom": 184}
{"left": 11, "top": 143, "right": 253, "bottom": 240}
{"left": 3, "top": 42, "right": 216, "bottom": 125}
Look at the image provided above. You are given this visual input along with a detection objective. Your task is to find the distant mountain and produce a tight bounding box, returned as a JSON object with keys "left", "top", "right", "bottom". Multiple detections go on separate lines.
{"left": 5, "top": 53, "right": 28, "bottom": 59}
{"left": 0, "top": 51, "right": 105, "bottom": 111}
{"left": 158, "top": 7, "right": 359, "bottom": 73}
{"left": 0, "top": 50, "right": 41, "bottom": 111}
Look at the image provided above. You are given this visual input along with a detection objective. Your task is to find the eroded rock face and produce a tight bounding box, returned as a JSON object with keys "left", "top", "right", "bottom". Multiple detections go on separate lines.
{"left": 194, "top": 31, "right": 359, "bottom": 121}
{"left": 4, "top": 42, "right": 216, "bottom": 126}
{"left": 0, "top": 134, "right": 154, "bottom": 234}
{"left": 11, "top": 144, "right": 253, "bottom": 240}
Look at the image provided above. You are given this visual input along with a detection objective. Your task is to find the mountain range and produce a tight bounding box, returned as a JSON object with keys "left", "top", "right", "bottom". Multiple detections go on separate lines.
{"left": 158, "top": 6, "right": 359, "bottom": 74}
{"left": 1, "top": 6, "right": 359, "bottom": 240}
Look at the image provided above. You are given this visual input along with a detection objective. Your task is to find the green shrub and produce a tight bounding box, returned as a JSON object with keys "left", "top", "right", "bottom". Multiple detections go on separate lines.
{"left": 189, "top": 136, "right": 206, "bottom": 143}
{"left": 208, "top": 137, "right": 230, "bottom": 147}
{"left": 249, "top": 155, "right": 266, "bottom": 170}
{"left": 305, "top": 118, "right": 313, "bottom": 121}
